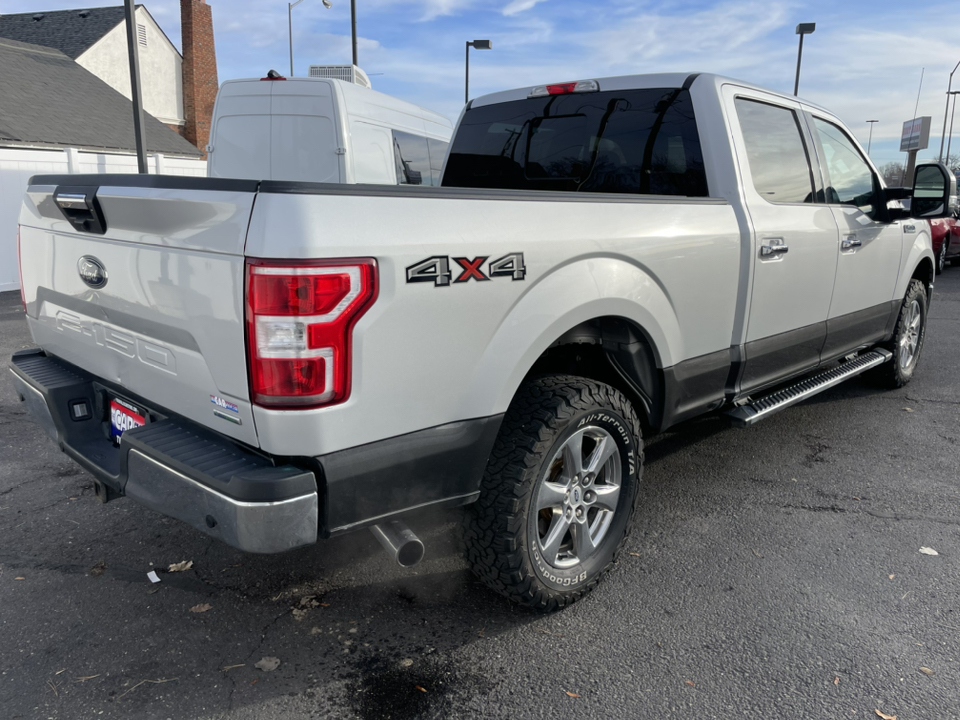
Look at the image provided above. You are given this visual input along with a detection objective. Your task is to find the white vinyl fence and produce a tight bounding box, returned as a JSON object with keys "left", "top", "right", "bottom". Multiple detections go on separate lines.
{"left": 0, "top": 146, "right": 206, "bottom": 292}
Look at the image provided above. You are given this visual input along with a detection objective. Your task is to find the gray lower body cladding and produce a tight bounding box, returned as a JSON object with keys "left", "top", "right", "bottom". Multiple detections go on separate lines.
{"left": 9, "top": 349, "right": 500, "bottom": 552}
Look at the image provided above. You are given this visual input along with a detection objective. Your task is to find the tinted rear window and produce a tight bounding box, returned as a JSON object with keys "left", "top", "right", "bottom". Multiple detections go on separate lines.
{"left": 442, "top": 88, "right": 707, "bottom": 196}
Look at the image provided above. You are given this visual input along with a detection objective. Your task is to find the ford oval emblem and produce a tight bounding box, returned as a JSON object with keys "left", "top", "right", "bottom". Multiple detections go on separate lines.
{"left": 78, "top": 256, "right": 108, "bottom": 289}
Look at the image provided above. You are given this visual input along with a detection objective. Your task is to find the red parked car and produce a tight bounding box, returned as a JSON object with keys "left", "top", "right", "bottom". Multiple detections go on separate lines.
{"left": 931, "top": 216, "right": 960, "bottom": 274}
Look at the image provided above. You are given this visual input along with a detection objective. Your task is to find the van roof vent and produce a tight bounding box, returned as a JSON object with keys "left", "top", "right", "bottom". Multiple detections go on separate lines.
{"left": 308, "top": 64, "right": 372, "bottom": 89}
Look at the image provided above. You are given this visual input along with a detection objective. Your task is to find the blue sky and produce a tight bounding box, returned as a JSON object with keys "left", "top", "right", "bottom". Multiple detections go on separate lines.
{"left": 3, "top": 0, "right": 960, "bottom": 168}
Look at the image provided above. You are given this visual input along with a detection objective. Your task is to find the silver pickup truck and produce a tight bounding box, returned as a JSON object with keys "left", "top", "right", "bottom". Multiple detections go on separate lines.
{"left": 10, "top": 73, "right": 956, "bottom": 610}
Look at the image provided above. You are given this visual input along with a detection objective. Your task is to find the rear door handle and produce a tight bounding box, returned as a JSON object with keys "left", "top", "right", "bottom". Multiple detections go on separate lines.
{"left": 841, "top": 234, "right": 862, "bottom": 250}
{"left": 760, "top": 240, "right": 789, "bottom": 257}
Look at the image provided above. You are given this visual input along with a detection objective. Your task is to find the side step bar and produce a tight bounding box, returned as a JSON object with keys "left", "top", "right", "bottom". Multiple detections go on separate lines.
{"left": 725, "top": 349, "right": 892, "bottom": 427}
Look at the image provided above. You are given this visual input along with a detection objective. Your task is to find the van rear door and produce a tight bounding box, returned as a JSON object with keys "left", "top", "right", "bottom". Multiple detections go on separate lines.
{"left": 208, "top": 79, "right": 343, "bottom": 183}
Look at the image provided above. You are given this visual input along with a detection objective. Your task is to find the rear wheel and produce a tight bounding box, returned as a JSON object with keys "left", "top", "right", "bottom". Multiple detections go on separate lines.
{"left": 877, "top": 279, "right": 927, "bottom": 388}
{"left": 462, "top": 375, "right": 643, "bottom": 611}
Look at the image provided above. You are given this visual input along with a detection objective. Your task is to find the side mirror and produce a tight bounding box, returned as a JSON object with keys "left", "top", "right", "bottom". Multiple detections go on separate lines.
{"left": 911, "top": 162, "right": 958, "bottom": 218}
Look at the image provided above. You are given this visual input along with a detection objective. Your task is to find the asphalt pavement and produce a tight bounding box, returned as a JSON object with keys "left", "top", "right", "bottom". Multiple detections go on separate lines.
{"left": 1, "top": 270, "right": 958, "bottom": 720}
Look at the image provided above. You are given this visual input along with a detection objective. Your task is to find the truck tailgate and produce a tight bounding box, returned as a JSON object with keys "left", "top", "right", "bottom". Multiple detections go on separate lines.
{"left": 18, "top": 175, "right": 260, "bottom": 447}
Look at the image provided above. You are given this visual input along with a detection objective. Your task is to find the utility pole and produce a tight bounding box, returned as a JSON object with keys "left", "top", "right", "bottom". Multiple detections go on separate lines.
{"left": 123, "top": 0, "right": 148, "bottom": 173}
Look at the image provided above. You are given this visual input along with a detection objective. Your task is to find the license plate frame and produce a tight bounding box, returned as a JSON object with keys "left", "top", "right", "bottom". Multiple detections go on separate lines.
{"left": 109, "top": 396, "right": 147, "bottom": 445}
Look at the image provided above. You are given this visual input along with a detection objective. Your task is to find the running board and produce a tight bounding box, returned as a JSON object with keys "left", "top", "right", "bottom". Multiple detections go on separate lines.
{"left": 725, "top": 349, "right": 893, "bottom": 427}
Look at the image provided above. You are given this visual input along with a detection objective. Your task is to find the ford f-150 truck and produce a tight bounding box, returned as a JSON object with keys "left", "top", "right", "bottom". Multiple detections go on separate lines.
{"left": 10, "top": 73, "right": 957, "bottom": 610}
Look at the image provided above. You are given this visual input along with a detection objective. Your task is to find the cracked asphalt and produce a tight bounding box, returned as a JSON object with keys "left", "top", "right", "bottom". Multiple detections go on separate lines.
{"left": 1, "top": 269, "right": 959, "bottom": 720}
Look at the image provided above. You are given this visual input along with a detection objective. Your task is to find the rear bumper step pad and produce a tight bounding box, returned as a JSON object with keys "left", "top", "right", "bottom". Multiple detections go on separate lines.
{"left": 9, "top": 349, "right": 317, "bottom": 553}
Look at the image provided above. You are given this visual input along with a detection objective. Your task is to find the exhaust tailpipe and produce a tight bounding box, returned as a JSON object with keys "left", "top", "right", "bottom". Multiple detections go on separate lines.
{"left": 369, "top": 520, "right": 424, "bottom": 567}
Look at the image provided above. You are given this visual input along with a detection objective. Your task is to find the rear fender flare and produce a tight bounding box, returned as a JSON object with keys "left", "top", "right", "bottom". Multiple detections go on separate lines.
{"left": 460, "top": 257, "right": 680, "bottom": 417}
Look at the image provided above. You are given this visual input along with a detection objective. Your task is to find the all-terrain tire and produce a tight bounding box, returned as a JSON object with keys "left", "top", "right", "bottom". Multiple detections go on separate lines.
{"left": 462, "top": 375, "right": 643, "bottom": 611}
{"left": 877, "top": 278, "right": 928, "bottom": 388}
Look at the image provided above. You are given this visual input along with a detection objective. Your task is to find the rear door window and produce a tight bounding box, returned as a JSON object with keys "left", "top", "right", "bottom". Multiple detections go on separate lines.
{"left": 442, "top": 88, "right": 707, "bottom": 196}
{"left": 735, "top": 98, "right": 816, "bottom": 204}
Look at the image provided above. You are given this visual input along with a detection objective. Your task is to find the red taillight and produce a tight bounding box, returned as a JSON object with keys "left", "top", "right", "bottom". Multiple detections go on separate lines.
{"left": 16, "top": 227, "right": 26, "bottom": 313}
{"left": 246, "top": 259, "right": 378, "bottom": 408}
{"left": 547, "top": 83, "right": 577, "bottom": 95}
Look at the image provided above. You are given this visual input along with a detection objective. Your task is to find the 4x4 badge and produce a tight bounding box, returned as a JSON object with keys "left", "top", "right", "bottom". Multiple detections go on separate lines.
{"left": 406, "top": 252, "right": 526, "bottom": 287}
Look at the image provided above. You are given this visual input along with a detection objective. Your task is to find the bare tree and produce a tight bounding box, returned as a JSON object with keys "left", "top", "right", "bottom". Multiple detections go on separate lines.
{"left": 878, "top": 161, "right": 906, "bottom": 186}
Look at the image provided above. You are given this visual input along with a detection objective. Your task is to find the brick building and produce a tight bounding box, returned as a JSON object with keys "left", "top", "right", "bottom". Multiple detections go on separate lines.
{"left": 0, "top": 0, "right": 219, "bottom": 155}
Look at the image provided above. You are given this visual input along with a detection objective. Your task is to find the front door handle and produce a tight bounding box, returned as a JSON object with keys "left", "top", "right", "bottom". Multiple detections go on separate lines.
{"left": 841, "top": 234, "right": 862, "bottom": 250}
{"left": 760, "top": 241, "right": 789, "bottom": 258}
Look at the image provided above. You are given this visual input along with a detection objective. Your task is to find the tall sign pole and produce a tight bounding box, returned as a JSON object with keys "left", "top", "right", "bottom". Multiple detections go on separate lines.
{"left": 123, "top": 0, "right": 148, "bottom": 173}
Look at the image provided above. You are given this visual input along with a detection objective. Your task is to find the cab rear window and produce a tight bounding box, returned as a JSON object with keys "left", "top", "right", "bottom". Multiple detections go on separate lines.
{"left": 442, "top": 88, "right": 707, "bottom": 197}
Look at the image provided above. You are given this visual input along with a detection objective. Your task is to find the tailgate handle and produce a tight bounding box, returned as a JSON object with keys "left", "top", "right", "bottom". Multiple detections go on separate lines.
{"left": 53, "top": 186, "right": 107, "bottom": 235}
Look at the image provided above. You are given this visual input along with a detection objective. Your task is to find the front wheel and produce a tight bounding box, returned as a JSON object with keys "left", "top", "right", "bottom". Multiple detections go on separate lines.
{"left": 877, "top": 278, "right": 928, "bottom": 388}
{"left": 462, "top": 375, "right": 643, "bottom": 611}
{"left": 936, "top": 240, "right": 948, "bottom": 275}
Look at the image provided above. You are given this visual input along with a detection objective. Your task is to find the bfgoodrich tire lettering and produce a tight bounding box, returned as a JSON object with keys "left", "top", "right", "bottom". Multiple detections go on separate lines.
{"left": 462, "top": 375, "right": 643, "bottom": 611}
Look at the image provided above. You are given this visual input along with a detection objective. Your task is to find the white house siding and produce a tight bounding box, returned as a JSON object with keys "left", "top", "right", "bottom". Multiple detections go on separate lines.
{"left": 76, "top": 7, "right": 184, "bottom": 126}
{"left": 0, "top": 146, "right": 205, "bottom": 292}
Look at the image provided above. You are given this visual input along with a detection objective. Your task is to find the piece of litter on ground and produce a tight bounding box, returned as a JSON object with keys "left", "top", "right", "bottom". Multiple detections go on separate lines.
{"left": 222, "top": 664, "right": 245, "bottom": 672}
{"left": 14, "top": 577, "right": 25, "bottom": 581}
{"left": 919, "top": 547, "right": 939, "bottom": 556}
{"left": 415, "top": 686, "right": 427, "bottom": 693}
{"left": 146, "top": 571, "right": 161, "bottom": 583}
{"left": 889, "top": 574, "right": 895, "bottom": 580}
{"left": 875, "top": 710, "right": 897, "bottom": 720}
{"left": 399, "top": 659, "right": 414, "bottom": 669}
{"left": 255, "top": 657, "right": 280, "bottom": 672}
{"left": 565, "top": 691, "right": 580, "bottom": 698}
{"left": 903, "top": 407, "right": 914, "bottom": 413}
{"left": 834, "top": 676, "right": 840, "bottom": 685}
{"left": 919, "top": 667, "right": 935, "bottom": 676}
{"left": 189, "top": 603, "right": 212, "bottom": 613}
{"left": 168, "top": 560, "right": 193, "bottom": 573}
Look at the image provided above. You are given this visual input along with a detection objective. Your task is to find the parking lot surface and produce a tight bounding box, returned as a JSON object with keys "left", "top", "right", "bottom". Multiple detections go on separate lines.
{"left": 1, "top": 272, "right": 959, "bottom": 720}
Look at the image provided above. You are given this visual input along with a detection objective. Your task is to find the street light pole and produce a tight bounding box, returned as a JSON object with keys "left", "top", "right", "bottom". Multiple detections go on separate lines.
{"left": 289, "top": 0, "right": 305, "bottom": 77}
{"left": 866, "top": 120, "right": 878, "bottom": 155}
{"left": 465, "top": 39, "right": 492, "bottom": 104}
{"left": 946, "top": 91, "right": 960, "bottom": 165}
{"left": 939, "top": 60, "right": 960, "bottom": 161}
{"left": 289, "top": 0, "right": 332, "bottom": 77}
{"left": 351, "top": 0, "right": 358, "bottom": 67}
{"left": 793, "top": 22, "right": 816, "bottom": 96}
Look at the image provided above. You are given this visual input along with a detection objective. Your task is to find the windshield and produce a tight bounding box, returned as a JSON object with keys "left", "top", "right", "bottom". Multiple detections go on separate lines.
{"left": 442, "top": 87, "right": 707, "bottom": 197}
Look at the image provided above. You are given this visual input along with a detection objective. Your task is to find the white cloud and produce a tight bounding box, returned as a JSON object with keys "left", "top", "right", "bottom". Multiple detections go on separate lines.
{"left": 503, "top": 0, "right": 549, "bottom": 16}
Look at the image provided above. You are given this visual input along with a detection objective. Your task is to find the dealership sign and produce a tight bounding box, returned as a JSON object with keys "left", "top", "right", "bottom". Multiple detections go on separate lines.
{"left": 900, "top": 116, "right": 931, "bottom": 152}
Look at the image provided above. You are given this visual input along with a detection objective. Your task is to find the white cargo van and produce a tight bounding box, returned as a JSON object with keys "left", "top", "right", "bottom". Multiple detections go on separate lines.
{"left": 206, "top": 75, "right": 453, "bottom": 185}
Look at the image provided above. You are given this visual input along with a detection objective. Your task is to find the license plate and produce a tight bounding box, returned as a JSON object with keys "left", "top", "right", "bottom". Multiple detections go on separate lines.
{"left": 110, "top": 397, "right": 146, "bottom": 444}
